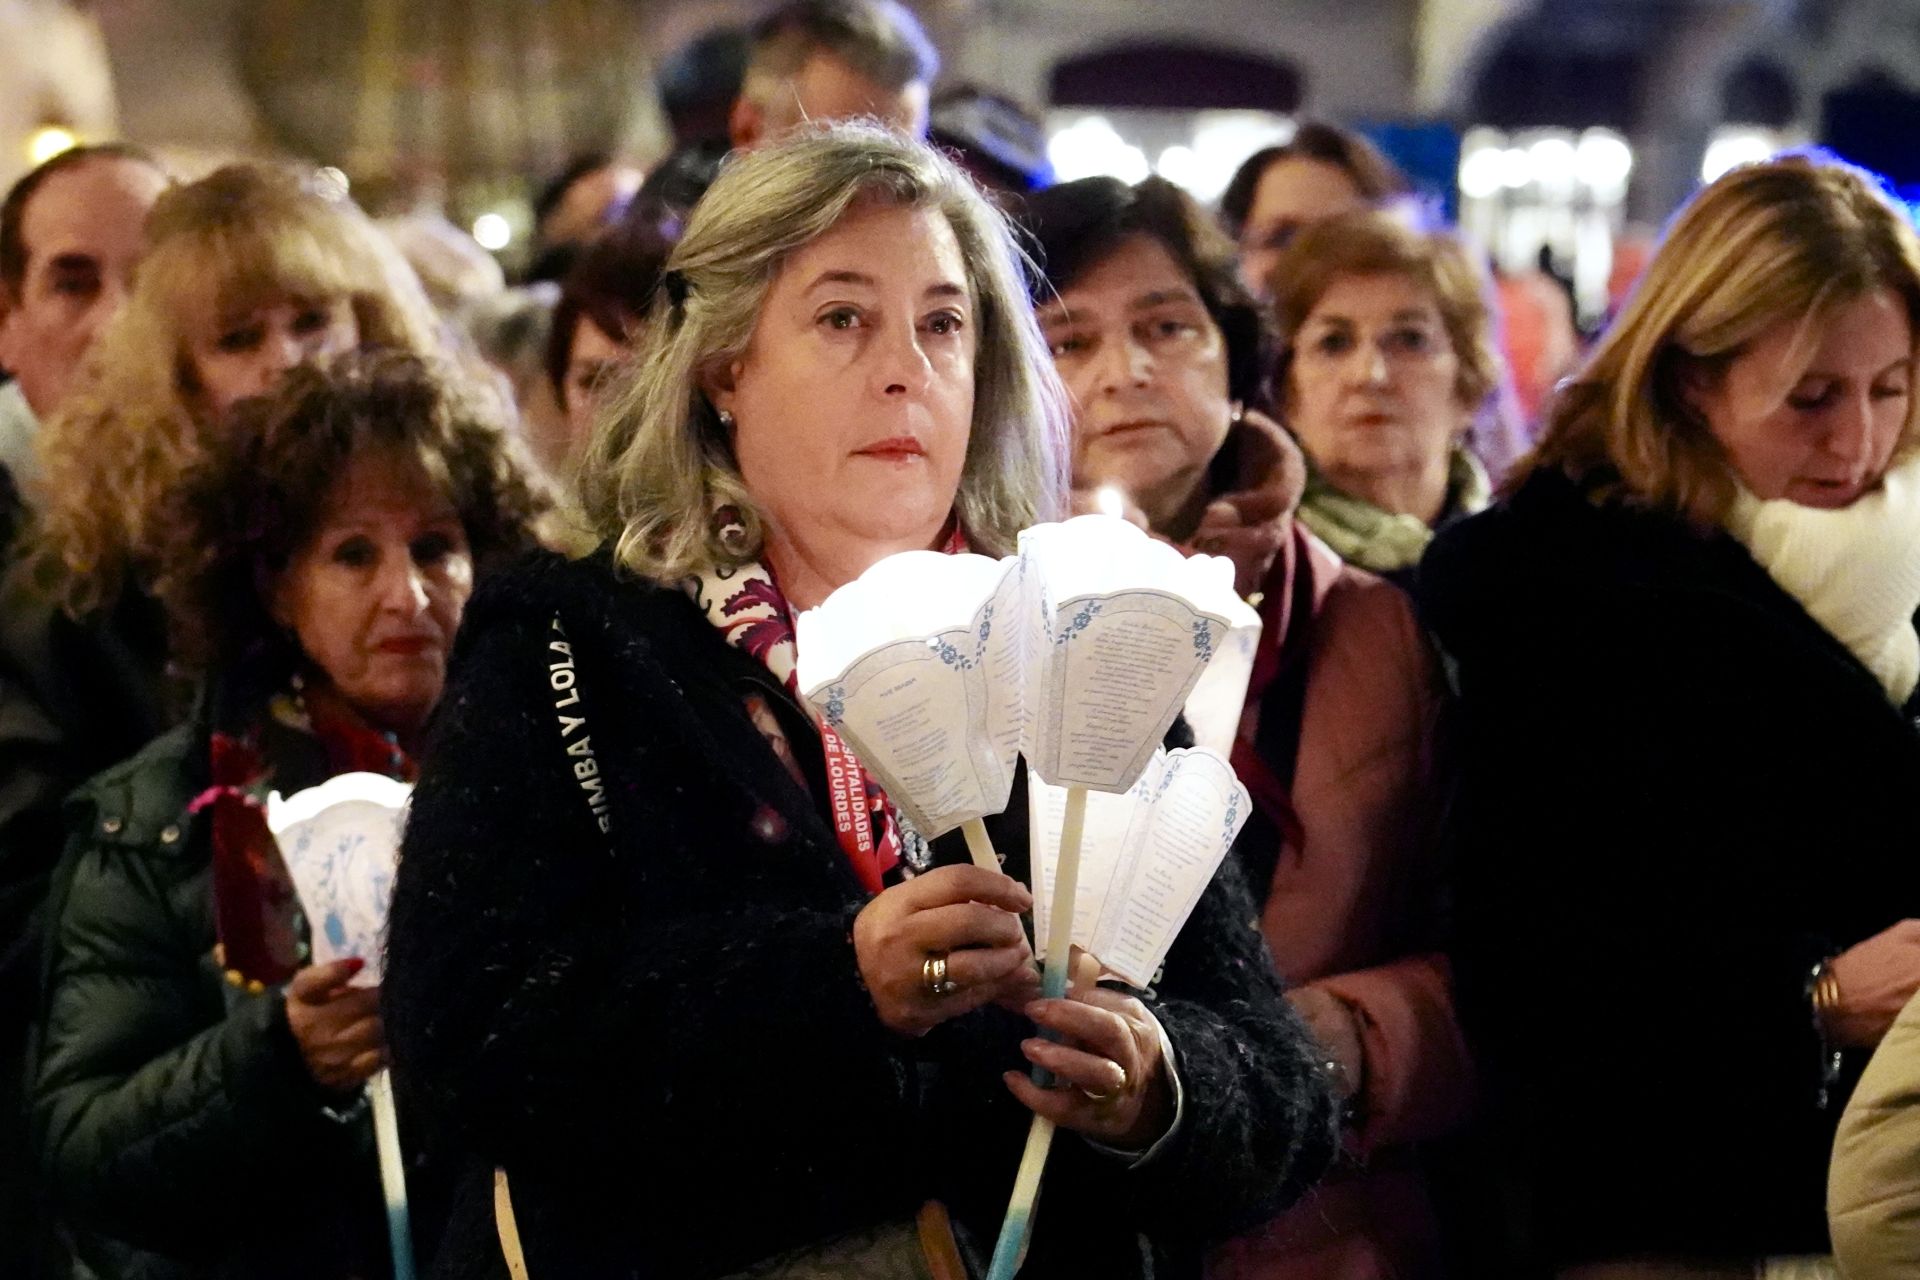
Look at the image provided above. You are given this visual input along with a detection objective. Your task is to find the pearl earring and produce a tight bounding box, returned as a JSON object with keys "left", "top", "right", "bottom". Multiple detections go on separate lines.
{"left": 717, "top": 408, "right": 736, "bottom": 431}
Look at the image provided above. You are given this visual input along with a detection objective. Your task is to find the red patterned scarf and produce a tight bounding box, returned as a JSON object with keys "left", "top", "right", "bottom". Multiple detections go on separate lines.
{"left": 194, "top": 678, "right": 418, "bottom": 986}
{"left": 688, "top": 512, "right": 965, "bottom": 895}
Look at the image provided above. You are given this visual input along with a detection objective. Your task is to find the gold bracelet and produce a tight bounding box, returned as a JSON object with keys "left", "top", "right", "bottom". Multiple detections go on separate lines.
{"left": 1813, "top": 965, "right": 1843, "bottom": 1034}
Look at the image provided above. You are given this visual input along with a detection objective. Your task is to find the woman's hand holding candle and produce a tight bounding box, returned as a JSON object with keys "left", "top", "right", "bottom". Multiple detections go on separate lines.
{"left": 853, "top": 864, "right": 1040, "bottom": 1037}
{"left": 1005, "top": 983, "right": 1174, "bottom": 1150}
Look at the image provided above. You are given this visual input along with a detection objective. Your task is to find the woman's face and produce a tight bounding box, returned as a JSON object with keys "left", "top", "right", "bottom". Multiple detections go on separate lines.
{"left": 1689, "top": 288, "right": 1913, "bottom": 510}
{"left": 562, "top": 314, "right": 633, "bottom": 454}
{"left": 191, "top": 295, "right": 360, "bottom": 418}
{"left": 711, "top": 199, "right": 976, "bottom": 556}
{"left": 1040, "top": 234, "right": 1234, "bottom": 530}
{"left": 1286, "top": 272, "right": 1468, "bottom": 487}
{"left": 270, "top": 449, "right": 473, "bottom": 736}
{"left": 1238, "top": 157, "right": 1368, "bottom": 299}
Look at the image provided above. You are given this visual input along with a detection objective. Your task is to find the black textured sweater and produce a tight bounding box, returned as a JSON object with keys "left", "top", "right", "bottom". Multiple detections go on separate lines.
{"left": 1419, "top": 468, "right": 1920, "bottom": 1269}
{"left": 385, "top": 549, "right": 1337, "bottom": 1280}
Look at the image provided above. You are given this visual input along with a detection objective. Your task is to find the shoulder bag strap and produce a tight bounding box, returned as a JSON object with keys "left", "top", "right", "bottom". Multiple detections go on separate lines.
{"left": 495, "top": 1169, "right": 531, "bottom": 1280}
{"left": 491, "top": 612, "right": 612, "bottom": 1280}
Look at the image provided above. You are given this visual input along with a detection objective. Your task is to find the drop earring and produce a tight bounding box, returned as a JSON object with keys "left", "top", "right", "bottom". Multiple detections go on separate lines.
{"left": 711, "top": 504, "right": 750, "bottom": 556}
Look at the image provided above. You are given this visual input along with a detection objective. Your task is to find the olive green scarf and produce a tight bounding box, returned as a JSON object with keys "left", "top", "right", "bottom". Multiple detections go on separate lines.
{"left": 1295, "top": 448, "right": 1491, "bottom": 576}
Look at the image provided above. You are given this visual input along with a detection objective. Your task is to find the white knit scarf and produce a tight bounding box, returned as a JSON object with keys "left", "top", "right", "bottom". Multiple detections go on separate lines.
{"left": 1724, "top": 449, "right": 1920, "bottom": 705}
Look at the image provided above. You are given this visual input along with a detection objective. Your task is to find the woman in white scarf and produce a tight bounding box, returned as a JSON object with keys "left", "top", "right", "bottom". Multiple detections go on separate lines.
{"left": 1418, "top": 151, "right": 1920, "bottom": 1280}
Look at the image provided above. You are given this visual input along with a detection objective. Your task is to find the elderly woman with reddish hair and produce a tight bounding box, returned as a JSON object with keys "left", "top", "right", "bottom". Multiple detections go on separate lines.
{"left": 1267, "top": 210, "right": 1505, "bottom": 590}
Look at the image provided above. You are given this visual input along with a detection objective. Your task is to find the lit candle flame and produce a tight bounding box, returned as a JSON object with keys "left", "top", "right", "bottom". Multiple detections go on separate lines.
{"left": 26, "top": 126, "right": 77, "bottom": 167}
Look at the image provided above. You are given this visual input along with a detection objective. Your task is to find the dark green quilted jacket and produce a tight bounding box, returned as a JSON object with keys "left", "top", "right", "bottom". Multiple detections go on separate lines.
{"left": 27, "top": 717, "right": 397, "bottom": 1280}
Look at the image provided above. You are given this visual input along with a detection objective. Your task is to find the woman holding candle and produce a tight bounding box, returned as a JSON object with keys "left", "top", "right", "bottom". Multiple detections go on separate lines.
{"left": 1020, "top": 173, "right": 1471, "bottom": 1280}
{"left": 28, "top": 352, "right": 546, "bottom": 1278}
{"left": 384, "top": 123, "right": 1337, "bottom": 1279}
{"left": 3, "top": 160, "right": 451, "bottom": 936}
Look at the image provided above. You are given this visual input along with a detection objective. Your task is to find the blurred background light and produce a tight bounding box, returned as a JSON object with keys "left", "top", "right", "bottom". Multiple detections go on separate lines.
{"left": 1047, "top": 115, "right": 1150, "bottom": 185}
{"left": 1528, "top": 135, "right": 1578, "bottom": 197}
{"left": 1497, "top": 146, "right": 1533, "bottom": 189}
{"left": 1575, "top": 129, "right": 1634, "bottom": 199}
{"left": 1700, "top": 127, "right": 1776, "bottom": 182}
{"left": 1155, "top": 144, "right": 1202, "bottom": 192}
{"left": 1458, "top": 146, "right": 1504, "bottom": 200}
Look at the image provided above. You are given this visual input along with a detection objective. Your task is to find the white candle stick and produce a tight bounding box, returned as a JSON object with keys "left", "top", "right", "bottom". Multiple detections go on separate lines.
{"left": 1040, "top": 787, "right": 1088, "bottom": 1016}
{"left": 986, "top": 1115, "right": 1055, "bottom": 1280}
{"left": 986, "top": 784, "right": 1089, "bottom": 1278}
{"left": 961, "top": 816, "right": 1001, "bottom": 873}
{"left": 369, "top": 1069, "right": 414, "bottom": 1280}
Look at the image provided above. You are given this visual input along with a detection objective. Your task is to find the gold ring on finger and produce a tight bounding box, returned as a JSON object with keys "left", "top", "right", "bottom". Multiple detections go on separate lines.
{"left": 1080, "top": 1063, "right": 1128, "bottom": 1104}
{"left": 922, "top": 953, "right": 960, "bottom": 997}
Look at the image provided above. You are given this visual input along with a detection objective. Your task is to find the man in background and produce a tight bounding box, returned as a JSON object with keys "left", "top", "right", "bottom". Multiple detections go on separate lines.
{"left": 0, "top": 144, "right": 167, "bottom": 544}
{"left": 730, "top": 0, "right": 937, "bottom": 146}
{"left": 0, "top": 142, "right": 165, "bottom": 1280}
{"left": 638, "top": 0, "right": 939, "bottom": 218}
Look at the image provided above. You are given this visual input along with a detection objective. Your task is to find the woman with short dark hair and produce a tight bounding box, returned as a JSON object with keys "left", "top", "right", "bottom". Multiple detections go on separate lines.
{"left": 1021, "top": 173, "right": 1470, "bottom": 1280}
{"left": 1218, "top": 122, "right": 1410, "bottom": 301}
{"left": 542, "top": 219, "right": 671, "bottom": 468}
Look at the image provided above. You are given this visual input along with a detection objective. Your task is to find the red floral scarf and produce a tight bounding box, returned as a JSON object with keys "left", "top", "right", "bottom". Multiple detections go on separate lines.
{"left": 688, "top": 512, "right": 965, "bottom": 895}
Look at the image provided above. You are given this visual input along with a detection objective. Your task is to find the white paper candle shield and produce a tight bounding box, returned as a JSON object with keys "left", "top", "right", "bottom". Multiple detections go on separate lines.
{"left": 1017, "top": 515, "right": 1260, "bottom": 791}
{"left": 797, "top": 518, "right": 1264, "bottom": 1280}
{"left": 267, "top": 772, "right": 412, "bottom": 987}
{"left": 1027, "top": 746, "right": 1250, "bottom": 986}
{"left": 795, "top": 516, "right": 1263, "bottom": 826}
{"left": 795, "top": 550, "right": 1031, "bottom": 839}
{"left": 1182, "top": 612, "right": 1262, "bottom": 759}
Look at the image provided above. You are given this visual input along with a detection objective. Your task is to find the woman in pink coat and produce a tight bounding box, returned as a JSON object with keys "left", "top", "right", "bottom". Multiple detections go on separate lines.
{"left": 1019, "top": 175, "right": 1475, "bottom": 1279}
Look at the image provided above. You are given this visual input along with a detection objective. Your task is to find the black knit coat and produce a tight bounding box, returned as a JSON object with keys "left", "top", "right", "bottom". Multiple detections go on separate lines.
{"left": 1417, "top": 467, "right": 1920, "bottom": 1270}
{"left": 384, "top": 549, "right": 1338, "bottom": 1280}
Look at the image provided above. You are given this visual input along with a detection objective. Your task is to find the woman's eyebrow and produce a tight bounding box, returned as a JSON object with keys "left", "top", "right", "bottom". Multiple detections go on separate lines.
{"left": 1129, "top": 287, "right": 1201, "bottom": 311}
{"left": 805, "top": 268, "right": 873, "bottom": 290}
{"left": 1796, "top": 358, "right": 1913, "bottom": 381}
{"left": 802, "top": 270, "right": 969, "bottom": 301}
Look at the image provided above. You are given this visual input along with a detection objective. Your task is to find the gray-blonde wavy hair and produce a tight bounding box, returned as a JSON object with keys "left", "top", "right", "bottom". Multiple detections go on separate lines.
{"left": 576, "top": 121, "right": 1069, "bottom": 581}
